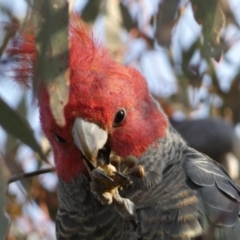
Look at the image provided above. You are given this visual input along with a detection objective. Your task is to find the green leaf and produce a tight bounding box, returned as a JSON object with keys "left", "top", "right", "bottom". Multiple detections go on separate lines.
{"left": 190, "top": 0, "right": 226, "bottom": 61}
{"left": 155, "top": 0, "right": 181, "bottom": 46}
{"left": 4, "top": 95, "right": 27, "bottom": 154}
{"left": 0, "top": 7, "right": 19, "bottom": 57}
{"left": 119, "top": 2, "right": 136, "bottom": 31}
{"left": 81, "top": 0, "right": 102, "bottom": 23}
{"left": 32, "top": 0, "right": 69, "bottom": 127}
{"left": 0, "top": 156, "right": 9, "bottom": 240}
{"left": 0, "top": 97, "right": 44, "bottom": 159}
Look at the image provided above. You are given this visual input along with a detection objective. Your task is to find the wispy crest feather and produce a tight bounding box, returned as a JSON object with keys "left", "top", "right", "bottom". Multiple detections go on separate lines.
{"left": 7, "top": 13, "right": 109, "bottom": 90}
{"left": 8, "top": 33, "right": 37, "bottom": 89}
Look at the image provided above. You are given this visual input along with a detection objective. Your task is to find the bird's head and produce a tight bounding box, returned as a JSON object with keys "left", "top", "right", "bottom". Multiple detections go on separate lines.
{"left": 10, "top": 15, "right": 169, "bottom": 182}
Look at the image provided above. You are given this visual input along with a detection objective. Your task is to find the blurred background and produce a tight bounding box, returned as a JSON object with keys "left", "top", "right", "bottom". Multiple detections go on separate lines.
{"left": 0, "top": 0, "right": 240, "bottom": 239}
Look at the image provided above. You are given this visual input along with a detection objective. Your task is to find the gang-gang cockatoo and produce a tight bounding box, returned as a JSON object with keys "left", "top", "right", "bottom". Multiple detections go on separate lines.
{"left": 8, "top": 14, "right": 240, "bottom": 240}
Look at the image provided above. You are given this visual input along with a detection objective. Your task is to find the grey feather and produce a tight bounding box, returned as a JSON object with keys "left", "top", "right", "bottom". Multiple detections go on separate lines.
{"left": 56, "top": 126, "right": 240, "bottom": 239}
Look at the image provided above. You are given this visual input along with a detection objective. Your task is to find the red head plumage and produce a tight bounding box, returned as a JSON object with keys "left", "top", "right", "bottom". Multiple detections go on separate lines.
{"left": 8, "top": 14, "right": 168, "bottom": 182}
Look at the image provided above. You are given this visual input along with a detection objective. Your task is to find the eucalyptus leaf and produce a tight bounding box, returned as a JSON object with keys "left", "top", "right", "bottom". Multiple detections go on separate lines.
{"left": 0, "top": 97, "right": 44, "bottom": 159}
{"left": 5, "top": 95, "right": 27, "bottom": 154}
{"left": 81, "top": 0, "right": 102, "bottom": 23}
{"left": 190, "top": 0, "right": 226, "bottom": 61}
{"left": 32, "top": 0, "right": 69, "bottom": 127}
{"left": 155, "top": 0, "right": 181, "bottom": 46}
{"left": 0, "top": 7, "right": 19, "bottom": 57}
{"left": 0, "top": 157, "right": 9, "bottom": 240}
{"left": 119, "top": 2, "right": 136, "bottom": 31}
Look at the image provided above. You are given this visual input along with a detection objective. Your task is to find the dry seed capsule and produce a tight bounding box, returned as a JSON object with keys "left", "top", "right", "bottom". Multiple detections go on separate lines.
{"left": 110, "top": 155, "right": 123, "bottom": 172}
{"left": 127, "top": 165, "right": 145, "bottom": 178}
{"left": 125, "top": 155, "right": 138, "bottom": 168}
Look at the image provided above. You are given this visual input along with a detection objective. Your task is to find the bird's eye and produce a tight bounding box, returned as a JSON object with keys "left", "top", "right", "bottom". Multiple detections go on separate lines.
{"left": 54, "top": 133, "right": 67, "bottom": 143}
{"left": 113, "top": 109, "right": 126, "bottom": 126}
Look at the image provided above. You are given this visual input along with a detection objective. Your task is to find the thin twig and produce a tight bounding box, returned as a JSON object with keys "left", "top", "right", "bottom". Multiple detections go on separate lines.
{"left": 8, "top": 167, "right": 56, "bottom": 184}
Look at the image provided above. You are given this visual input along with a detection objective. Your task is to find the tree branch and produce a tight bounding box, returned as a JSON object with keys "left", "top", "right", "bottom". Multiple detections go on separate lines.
{"left": 8, "top": 167, "right": 56, "bottom": 184}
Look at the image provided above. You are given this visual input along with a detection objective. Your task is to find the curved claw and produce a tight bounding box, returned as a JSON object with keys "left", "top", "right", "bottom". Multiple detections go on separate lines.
{"left": 113, "top": 171, "right": 132, "bottom": 186}
{"left": 98, "top": 171, "right": 114, "bottom": 182}
{"left": 113, "top": 171, "right": 129, "bottom": 181}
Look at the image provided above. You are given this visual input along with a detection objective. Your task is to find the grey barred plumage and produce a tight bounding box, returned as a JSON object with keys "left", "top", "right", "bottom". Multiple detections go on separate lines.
{"left": 56, "top": 125, "right": 240, "bottom": 239}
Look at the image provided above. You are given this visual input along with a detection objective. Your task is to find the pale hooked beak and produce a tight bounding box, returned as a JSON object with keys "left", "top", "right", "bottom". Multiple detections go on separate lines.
{"left": 72, "top": 118, "right": 108, "bottom": 169}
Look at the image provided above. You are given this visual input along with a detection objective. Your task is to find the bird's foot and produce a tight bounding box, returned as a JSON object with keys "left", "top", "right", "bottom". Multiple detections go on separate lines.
{"left": 90, "top": 164, "right": 123, "bottom": 205}
{"left": 90, "top": 164, "right": 135, "bottom": 220}
{"left": 89, "top": 153, "right": 145, "bottom": 220}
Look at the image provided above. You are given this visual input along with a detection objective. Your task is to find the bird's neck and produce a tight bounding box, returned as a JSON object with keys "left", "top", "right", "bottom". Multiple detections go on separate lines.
{"left": 131, "top": 125, "right": 187, "bottom": 189}
{"left": 58, "top": 174, "right": 101, "bottom": 214}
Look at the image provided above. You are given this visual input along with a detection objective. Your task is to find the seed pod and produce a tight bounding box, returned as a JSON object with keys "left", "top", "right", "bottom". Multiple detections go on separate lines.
{"left": 110, "top": 155, "right": 123, "bottom": 172}
{"left": 127, "top": 165, "right": 146, "bottom": 178}
{"left": 125, "top": 155, "right": 138, "bottom": 168}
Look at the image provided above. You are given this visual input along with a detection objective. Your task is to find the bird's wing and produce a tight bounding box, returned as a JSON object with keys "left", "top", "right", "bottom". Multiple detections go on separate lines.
{"left": 184, "top": 147, "right": 240, "bottom": 239}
